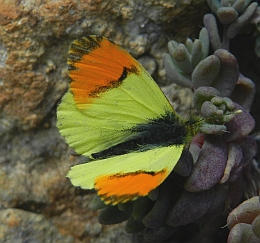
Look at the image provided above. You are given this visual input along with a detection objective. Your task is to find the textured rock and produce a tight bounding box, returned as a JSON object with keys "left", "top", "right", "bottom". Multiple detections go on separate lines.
{"left": 0, "top": 208, "right": 73, "bottom": 243}
{"left": 0, "top": 0, "right": 208, "bottom": 242}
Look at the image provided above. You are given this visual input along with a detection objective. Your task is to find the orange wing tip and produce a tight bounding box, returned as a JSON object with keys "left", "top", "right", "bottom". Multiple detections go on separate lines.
{"left": 67, "top": 36, "right": 141, "bottom": 107}
{"left": 94, "top": 169, "right": 168, "bottom": 205}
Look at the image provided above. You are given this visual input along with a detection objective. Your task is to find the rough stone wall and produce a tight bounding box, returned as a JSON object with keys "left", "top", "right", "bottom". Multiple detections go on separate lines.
{"left": 0, "top": 1, "right": 223, "bottom": 242}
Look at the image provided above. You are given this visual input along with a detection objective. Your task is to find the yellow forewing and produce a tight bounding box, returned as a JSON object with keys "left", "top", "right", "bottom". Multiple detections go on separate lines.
{"left": 57, "top": 61, "right": 175, "bottom": 157}
{"left": 67, "top": 145, "right": 184, "bottom": 204}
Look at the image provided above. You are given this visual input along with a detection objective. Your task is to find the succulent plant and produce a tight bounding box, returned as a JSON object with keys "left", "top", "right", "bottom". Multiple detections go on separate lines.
{"left": 227, "top": 196, "right": 260, "bottom": 243}
{"left": 205, "top": 0, "right": 259, "bottom": 50}
{"left": 163, "top": 27, "right": 210, "bottom": 89}
{"left": 91, "top": 1, "right": 260, "bottom": 243}
{"left": 252, "top": 7, "right": 260, "bottom": 57}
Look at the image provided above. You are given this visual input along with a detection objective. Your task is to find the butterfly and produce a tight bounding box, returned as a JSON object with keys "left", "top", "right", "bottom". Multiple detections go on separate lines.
{"left": 57, "top": 36, "right": 199, "bottom": 205}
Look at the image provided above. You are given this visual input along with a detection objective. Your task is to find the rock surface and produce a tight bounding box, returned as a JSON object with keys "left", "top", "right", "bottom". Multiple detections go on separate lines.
{"left": 0, "top": 0, "right": 209, "bottom": 242}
